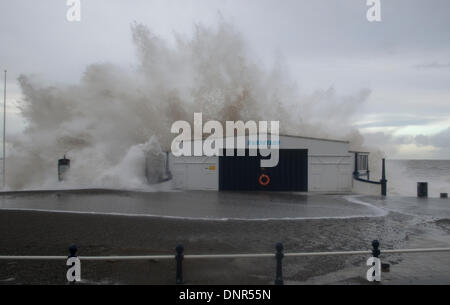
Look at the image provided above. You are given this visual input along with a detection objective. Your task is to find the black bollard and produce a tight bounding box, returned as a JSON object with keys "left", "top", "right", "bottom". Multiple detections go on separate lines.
{"left": 370, "top": 240, "right": 381, "bottom": 282}
{"left": 274, "top": 243, "right": 284, "bottom": 285}
{"left": 417, "top": 182, "right": 428, "bottom": 198}
{"left": 68, "top": 244, "right": 77, "bottom": 258}
{"left": 67, "top": 244, "right": 78, "bottom": 285}
{"left": 175, "top": 244, "right": 184, "bottom": 285}
{"left": 58, "top": 155, "right": 71, "bottom": 182}
{"left": 371, "top": 240, "right": 380, "bottom": 258}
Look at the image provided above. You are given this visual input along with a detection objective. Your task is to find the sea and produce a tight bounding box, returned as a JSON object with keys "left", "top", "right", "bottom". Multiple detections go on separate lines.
{"left": 387, "top": 159, "right": 450, "bottom": 198}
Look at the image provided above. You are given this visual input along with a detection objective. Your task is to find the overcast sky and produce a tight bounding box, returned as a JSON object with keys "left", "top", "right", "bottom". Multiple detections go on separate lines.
{"left": 1, "top": 0, "right": 449, "bottom": 159}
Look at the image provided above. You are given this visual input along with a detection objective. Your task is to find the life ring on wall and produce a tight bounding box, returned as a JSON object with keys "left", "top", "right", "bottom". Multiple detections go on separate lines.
{"left": 259, "top": 174, "right": 270, "bottom": 186}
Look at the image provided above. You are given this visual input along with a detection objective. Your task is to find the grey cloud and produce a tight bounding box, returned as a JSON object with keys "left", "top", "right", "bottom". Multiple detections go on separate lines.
{"left": 365, "top": 128, "right": 450, "bottom": 149}
{"left": 363, "top": 132, "right": 413, "bottom": 146}
{"left": 416, "top": 127, "right": 450, "bottom": 148}
{"left": 361, "top": 127, "right": 450, "bottom": 159}
{"left": 356, "top": 118, "right": 440, "bottom": 129}
{"left": 415, "top": 134, "right": 429, "bottom": 146}
{"left": 415, "top": 62, "right": 450, "bottom": 70}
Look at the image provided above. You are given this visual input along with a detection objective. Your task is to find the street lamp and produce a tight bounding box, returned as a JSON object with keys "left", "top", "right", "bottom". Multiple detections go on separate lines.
{"left": 3, "top": 69, "right": 6, "bottom": 189}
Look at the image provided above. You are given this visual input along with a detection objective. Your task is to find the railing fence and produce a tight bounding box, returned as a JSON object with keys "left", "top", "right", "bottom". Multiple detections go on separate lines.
{"left": 1, "top": 240, "right": 450, "bottom": 284}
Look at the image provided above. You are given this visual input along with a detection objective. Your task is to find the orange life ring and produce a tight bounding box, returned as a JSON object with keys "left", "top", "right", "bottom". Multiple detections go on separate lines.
{"left": 259, "top": 174, "right": 270, "bottom": 186}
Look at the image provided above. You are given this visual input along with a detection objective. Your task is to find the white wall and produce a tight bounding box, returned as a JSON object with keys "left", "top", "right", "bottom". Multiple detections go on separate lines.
{"left": 280, "top": 136, "right": 352, "bottom": 192}
{"left": 309, "top": 155, "right": 352, "bottom": 192}
{"left": 352, "top": 178, "right": 381, "bottom": 196}
{"left": 169, "top": 155, "right": 219, "bottom": 190}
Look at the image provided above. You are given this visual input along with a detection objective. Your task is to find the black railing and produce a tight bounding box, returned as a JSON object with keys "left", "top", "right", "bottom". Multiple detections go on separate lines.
{"left": 2, "top": 240, "right": 450, "bottom": 284}
{"left": 353, "top": 158, "right": 387, "bottom": 196}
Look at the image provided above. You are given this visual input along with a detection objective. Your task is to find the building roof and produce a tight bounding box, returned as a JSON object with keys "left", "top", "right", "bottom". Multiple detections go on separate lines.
{"left": 278, "top": 134, "right": 349, "bottom": 144}
{"left": 177, "top": 133, "right": 350, "bottom": 144}
{"left": 349, "top": 150, "right": 371, "bottom": 154}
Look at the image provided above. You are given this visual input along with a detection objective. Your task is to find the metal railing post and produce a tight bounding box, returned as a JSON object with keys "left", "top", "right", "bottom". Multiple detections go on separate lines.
{"left": 68, "top": 244, "right": 77, "bottom": 258}
{"left": 67, "top": 244, "right": 78, "bottom": 284}
{"left": 372, "top": 240, "right": 380, "bottom": 258}
{"left": 274, "top": 243, "right": 284, "bottom": 285}
{"left": 371, "top": 240, "right": 381, "bottom": 282}
{"left": 175, "top": 244, "right": 184, "bottom": 284}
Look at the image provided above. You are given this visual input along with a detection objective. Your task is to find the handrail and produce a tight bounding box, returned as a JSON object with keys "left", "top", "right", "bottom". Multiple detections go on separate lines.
{"left": 2, "top": 243, "right": 450, "bottom": 284}
{"left": 353, "top": 175, "right": 382, "bottom": 185}
{"left": 1, "top": 247, "right": 450, "bottom": 261}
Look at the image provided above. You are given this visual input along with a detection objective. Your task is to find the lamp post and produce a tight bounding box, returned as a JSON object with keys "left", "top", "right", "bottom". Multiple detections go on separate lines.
{"left": 380, "top": 158, "right": 387, "bottom": 196}
{"left": 3, "top": 70, "right": 6, "bottom": 189}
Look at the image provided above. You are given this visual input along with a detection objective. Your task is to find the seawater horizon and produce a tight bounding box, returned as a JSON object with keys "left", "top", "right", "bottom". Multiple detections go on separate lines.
{"left": 387, "top": 158, "right": 450, "bottom": 161}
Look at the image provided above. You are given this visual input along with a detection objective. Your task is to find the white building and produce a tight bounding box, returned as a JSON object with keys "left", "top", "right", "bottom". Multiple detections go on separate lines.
{"left": 168, "top": 134, "right": 368, "bottom": 193}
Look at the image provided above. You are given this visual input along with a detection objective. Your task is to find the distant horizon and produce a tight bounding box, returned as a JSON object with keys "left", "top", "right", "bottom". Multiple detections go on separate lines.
{"left": 387, "top": 158, "right": 450, "bottom": 161}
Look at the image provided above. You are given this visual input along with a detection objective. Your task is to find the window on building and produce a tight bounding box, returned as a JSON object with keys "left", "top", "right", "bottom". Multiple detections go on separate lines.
{"left": 358, "top": 154, "right": 368, "bottom": 171}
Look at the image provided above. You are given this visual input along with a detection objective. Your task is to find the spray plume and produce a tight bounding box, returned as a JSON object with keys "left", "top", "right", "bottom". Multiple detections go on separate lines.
{"left": 8, "top": 21, "right": 374, "bottom": 190}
